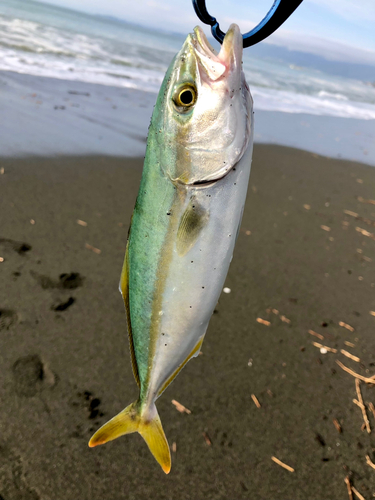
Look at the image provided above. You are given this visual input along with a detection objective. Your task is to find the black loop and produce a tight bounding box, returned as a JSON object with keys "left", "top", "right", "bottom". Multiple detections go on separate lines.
{"left": 192, "top": 0, "right": 303, "bottom": 48}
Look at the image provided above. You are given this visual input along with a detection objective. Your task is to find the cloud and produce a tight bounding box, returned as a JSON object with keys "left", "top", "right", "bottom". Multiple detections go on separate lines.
{"left": 265, "top": 29, "right": 375, "bottom": 66}
{"left": 309, "top": 0, "right": 375, "bottom": 23}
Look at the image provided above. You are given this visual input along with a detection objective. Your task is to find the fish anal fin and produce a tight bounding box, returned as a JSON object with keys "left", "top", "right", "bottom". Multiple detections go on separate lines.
{"left": 157, "top": 336, "right": 204, "bottom": 397}
{"left": 119, "top": 243, "right": 140, "bottom": 387}
{"left": 89, "top": 400, "right": 171, "bottom": 474}
{"left": 176, "top": 199, "right": 208, "bottom": 257}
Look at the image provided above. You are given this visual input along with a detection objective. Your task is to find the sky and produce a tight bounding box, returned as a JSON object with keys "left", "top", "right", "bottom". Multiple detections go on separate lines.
{"left": 36, "top": 0, "right": 375, "bottom": 66}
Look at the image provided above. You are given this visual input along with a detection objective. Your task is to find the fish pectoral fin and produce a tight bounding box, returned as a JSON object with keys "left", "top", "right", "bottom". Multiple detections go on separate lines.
{"left": 176, "top": 199, "right": 208, "bottom": 257}
{"left": 89, "top": 401, "right": 171, "bottom": 474}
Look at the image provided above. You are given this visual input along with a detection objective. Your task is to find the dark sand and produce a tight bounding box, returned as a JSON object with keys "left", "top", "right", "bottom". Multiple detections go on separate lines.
{"left": 1, "top": 145, "right": 375, "bottom": 499}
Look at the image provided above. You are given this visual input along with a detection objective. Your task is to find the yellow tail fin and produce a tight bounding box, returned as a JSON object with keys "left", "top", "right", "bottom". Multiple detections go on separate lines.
{"left": 88, "top": 401, "right": 171, "bottom": 474}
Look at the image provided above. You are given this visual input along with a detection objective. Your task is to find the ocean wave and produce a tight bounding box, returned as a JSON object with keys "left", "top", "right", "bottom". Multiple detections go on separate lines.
{"left": 252, "top": 87, "right": 375, "bottom": 120}
{"left": 1, "top": 8, "right": 375, "bottom": 119}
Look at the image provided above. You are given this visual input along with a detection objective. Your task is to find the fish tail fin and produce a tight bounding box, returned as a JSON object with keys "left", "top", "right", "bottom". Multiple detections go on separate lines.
{"left": 88, "top": 401, "right": 171, "bottom": 474}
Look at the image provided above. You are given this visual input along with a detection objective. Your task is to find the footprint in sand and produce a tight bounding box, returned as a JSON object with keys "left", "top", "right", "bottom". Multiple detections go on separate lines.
{"left": 0, "top": 238, "right": 32, "bottom": 255}
{"left": 12, "top": 354, "right": 56, "bottom": 397}
{"left": 0, "top": 309, "right": 18, "bottom": 331}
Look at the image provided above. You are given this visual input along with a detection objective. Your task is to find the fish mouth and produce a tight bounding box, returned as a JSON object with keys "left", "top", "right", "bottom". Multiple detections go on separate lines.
{"left": 191, "top": 24, "right": 243, "bottom": 82}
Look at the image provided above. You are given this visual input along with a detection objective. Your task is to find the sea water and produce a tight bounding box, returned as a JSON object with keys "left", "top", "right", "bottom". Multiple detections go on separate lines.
{"left": 1, "top": 0, "right": 375, "bottom": 121}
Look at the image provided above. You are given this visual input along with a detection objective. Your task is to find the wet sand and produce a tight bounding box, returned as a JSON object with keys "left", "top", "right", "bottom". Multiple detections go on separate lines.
{"left": 0, "top": 145, "right": 375, "bottom": 499}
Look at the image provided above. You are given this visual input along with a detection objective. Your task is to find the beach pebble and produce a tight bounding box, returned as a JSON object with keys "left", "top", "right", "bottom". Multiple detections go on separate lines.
{"left": 223, "top": 287, "right": 231, "bottom": 294}
{"left": 320, "top": 348, "right": 328, "bottom": 354}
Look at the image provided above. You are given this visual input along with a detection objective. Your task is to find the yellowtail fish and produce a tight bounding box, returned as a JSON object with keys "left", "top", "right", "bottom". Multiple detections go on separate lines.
{"left": 89, "top": 23, "right": 253, "bottom": 474}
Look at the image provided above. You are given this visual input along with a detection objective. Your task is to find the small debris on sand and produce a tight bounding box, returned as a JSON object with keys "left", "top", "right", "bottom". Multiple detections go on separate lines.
{"left": 280, "top": 315, "right": 291, "bottom": 324}
{"left": 171, "top": 399, "right": 191, "bottom": 414}
{"left": 356, "top": 227, "right": 375, "bottom": 240}
{"left": 271, "top": 456, "right": 294, "bottom": 472}
{"left": 354, "top": 378, "right": 371, "bottom": 433}
{"left": 344, "top": 341, "right": 355, "bottom": 347}
{"left": 321, "top": 225, "right": 331, "bottom": 232}
{"left": 303, "top": 204, "right": 311, "bottom": 210}
{"left": 309, "top": 330, "right": 324, "bottom": 340}
{"left": 341, "top": 350, "right": 360, "bottom": 363}
{"left": 370, "top": 311, "right": 375, "bottom": 317}
{"left": 0, "top": 167, "right": 4, "bottom": 175}
{"left": 339, "top": 321, "right": 355, "bottom": 332}
{"left": 30, "top": 219, "right": 35, "bottom": 225}
{"left": 0, "top": 257, "right": 4, "bottom": 263}
{"left": 251, "top": 394, "right": 261, "bottom": 408}
{"left": 77, "top": 219, "right": 87, "bottom": 226}
{"left": 223, "top": 287, "right": 231, "bottom": 294}
{"left": 202, "top": 432, "right": 212, "bottom": 446}
{"left": 332, "top": 418, "right": 342, "bottom": 433}
{"left": 85, "top": 243, "right": 101, "bottom": 254}
{"left": 312, "top": 342, "right": 337, "bottom": 354}
{"left": 357, "top": 196, "right": 375, "bottom": 205}
{"left": 256, "top": 318, "right": 270, "bottom": 326}
{"left": 344, "top": 210, "right": 359, "bottom": 217}
{"left": 171, "top": 442, "right": 177, "bottom": 453}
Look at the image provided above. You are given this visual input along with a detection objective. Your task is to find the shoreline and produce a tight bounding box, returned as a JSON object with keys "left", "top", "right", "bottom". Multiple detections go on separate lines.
{"left": 1, "top": 70, "right": 374, "bottom": 166}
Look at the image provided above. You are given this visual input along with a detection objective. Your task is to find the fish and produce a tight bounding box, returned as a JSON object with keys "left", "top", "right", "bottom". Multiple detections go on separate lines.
{"left": 89, "top": 23, "right": 253, "bottom": 474}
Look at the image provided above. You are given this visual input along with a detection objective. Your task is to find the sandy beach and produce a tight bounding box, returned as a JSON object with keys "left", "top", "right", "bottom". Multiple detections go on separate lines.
{"left": 1, "top": 145, "right": 375, "bottom": 499}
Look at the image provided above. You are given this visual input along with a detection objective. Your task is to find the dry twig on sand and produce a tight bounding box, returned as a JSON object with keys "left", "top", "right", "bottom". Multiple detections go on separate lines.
{"left": 345, "top": 341, "right": 356, "bottom": 347}
{"left": 366, "top": 455, "right": 375, "bottom": 470}
{"left": 344, "top": 476, "right": 353, "bottom": 500}
{"left": 339, "top": 321, "right": 355, "bottom": 332}
{"left": 251, "top": 394, "right": 261, "bottom": 408}
{"left": 344, "top": 210, "right": 359, "bottom": 218}
{"left": 336, "top": 360, "right": 375, "bottom": 385}
{"left": 171, "top": 400, "right": 191, "bottom": 414}
{"left": 369, "top": 402, "right": 375, "bottom": 422}
{"left": 358, "top": 196, "right": 375, "bottom": 205}
{"left": 309, "top": 330, "right": 324, "bottom": 340}
{"left": 333, "top": 418, "right": 342, "bottom": 433}
{"left": 202, "top": 432, "right": 212, "bottom": 446}
{"left": 356, "top": 227, "right": 375, "bottom": 240}
{"left": 256, "top": 318, "right": 270, "bottom": 326}
{"left": 271, "top": 456, "right": 294, "bottom": 472}
{"left": 352, "top": 486, "right": 366, "bottom": 500}
{"left": 280, "top": 315, "right": 291, "bottom": 324}
{"left": 85, "top": 243, "right": 101, "bottom": 254}
{"left": 312, "top": 342, "right": 337, "bottom": 353}
{"left": 355, "top": 379, "right": 371, "bottom": 433}
{"left": 341, "top": 350, "right": 361, "bottom": 363}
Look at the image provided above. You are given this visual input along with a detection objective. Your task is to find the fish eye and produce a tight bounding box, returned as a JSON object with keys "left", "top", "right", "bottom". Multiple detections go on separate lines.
{"left": 173, "top": 84, "right": 197, "bottom": 109}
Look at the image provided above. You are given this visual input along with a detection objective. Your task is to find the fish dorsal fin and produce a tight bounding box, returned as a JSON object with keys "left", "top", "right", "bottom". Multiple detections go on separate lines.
{"left": 119, "top": 242, "right": 140, "bottom": 387}
{"left": 176, "top": 198, "right": 209, "bottom": 257}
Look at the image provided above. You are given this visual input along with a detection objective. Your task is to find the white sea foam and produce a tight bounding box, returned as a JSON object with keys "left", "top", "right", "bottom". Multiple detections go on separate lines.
{"left": 0, "top": 2, "right": 375, "bottom": 119}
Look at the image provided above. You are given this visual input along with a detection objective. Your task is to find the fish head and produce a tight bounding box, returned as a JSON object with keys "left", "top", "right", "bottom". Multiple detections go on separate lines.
{"left": 152, "top": 24, "right": 253, "bottom": 185}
